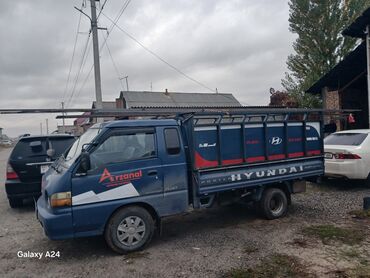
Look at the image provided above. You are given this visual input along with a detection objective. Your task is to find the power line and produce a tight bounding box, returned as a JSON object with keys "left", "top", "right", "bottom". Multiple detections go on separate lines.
{"left": 105, "top": 34, "right": 125, "bottom": 91}
{"left": 66, "top": 31, "right": 92, "bottom": 107}
{"left": 62, "top": 3, "right": 84, "bottom": 102}
{"left": 100, "top": 10, "right": 215, "bottom": 93}
{"left": 74, "top": 0, "right": 131, "bottom": 99}
{"left": 97, "top": 0, "right": 109, "bottom": 21}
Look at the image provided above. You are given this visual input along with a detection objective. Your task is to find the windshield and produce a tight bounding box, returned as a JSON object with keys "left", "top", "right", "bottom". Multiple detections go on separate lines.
{"left": 324, "top": 133, "right": 368, "bottom": 146}
{"left": 64, "top": 127, "right": 101, "bottom": 167}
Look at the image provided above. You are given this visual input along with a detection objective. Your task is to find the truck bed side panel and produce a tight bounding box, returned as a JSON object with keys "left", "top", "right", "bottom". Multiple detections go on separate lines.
{"left": 197, "top": 158, "right": 323, "bottom": 195}
{"left": 193, "top": 121, "right": 322, "bottom": 169}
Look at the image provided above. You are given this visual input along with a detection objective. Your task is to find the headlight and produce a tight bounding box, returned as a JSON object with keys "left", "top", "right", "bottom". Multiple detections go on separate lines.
{"left": 49, "top": 192, "right": 72, "bottom": 208}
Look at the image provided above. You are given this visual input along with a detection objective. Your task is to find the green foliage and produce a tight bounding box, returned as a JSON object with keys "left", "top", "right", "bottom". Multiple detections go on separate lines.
{"left": 223, "top": 254, "right": 312, "bottom": 278}
{"left": 302, "top": 224, "right": 365, "bottom": 245}
{"left": 282, "top": 0, "right": 370, "bottom": 108}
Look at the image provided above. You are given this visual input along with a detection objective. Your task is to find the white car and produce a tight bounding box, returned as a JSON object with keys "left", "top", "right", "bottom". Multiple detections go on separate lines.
{"left": 324, "top": 129, "right": 370, "bottom": 181}
{"left": 0, "top": 139, "right": 12, "bottom": 146}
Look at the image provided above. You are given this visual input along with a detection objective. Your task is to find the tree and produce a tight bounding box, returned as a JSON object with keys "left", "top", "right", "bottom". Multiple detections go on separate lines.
{"left": 282, "top": 0, "right": 370, "bottom": 108}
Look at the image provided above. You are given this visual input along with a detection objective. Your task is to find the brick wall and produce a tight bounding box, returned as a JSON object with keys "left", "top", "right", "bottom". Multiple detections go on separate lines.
{"left": 324, "top": 90, "right": 341, "bottom": 130}
{"left": 325, "top": 90, "right": 340, "bottom": 110}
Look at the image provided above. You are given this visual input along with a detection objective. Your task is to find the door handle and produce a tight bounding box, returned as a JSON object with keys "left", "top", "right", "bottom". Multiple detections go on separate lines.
{"left": 147, "top": 170, "right": 158, "bottom": 176}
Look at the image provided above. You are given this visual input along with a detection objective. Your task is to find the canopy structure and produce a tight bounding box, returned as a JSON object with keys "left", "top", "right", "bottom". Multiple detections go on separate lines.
{"left": 343, "top": 8, "right": 370, "bottom": 38}
{"left": 306, "top": 42, "right": 366, "bottom": 94}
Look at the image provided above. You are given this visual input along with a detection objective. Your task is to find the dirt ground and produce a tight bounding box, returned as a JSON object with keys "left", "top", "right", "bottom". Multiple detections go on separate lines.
{"left": 1, "top": 146, "right": 370, "bottom": 278}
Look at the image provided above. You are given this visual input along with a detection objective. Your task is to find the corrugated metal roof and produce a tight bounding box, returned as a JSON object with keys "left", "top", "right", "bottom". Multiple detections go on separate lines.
{"left": 342, "top": 7, "right": 370, "bottom": 38}
{"left": 92, "top": 101, "right": 117, "bottom": 109}
{"left": 119, "top": 91, "right": 241, "bottom": 108}
{"left": 306, "top": 41, "right": 366, "bottom": 94}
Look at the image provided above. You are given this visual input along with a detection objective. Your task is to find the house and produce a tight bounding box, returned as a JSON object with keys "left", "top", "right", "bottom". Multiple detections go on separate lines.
{"left": 89, "top": 101, "right": 117, "bottom": 124}
{"left": 115, "top": 90, "right": 241, "bottom": 108}
{"left": 269, "top": 89, "right": 297, "bottom": 107}
{"left": 73, "top": 101, "right": 117, "bottom": 132}
{"left": 56, "top": 125, "right": 84, "bottom": 136}
{"left": 306, "top": 7, "right": 370, "bottom": 129}
{"left": 74, "top": 91, "right": 241, "bottom": 131}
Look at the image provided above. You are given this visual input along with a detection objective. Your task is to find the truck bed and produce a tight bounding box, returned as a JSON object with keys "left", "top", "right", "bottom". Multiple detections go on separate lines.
{"left": 181, "top": 111, "right": 324, "bottom": 197}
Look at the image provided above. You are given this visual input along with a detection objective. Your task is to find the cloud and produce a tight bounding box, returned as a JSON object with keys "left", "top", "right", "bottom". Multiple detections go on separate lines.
{"left": 0, "top": 0, "right": 294, "bottom": 137}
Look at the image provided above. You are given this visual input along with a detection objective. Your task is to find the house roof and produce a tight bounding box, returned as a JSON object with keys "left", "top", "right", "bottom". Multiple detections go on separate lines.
{"left": 119, "top": 91, "right": 241, "bottom": 108}
{"left": 306, "top": 41, "right": 366, "bottom": 94}
{"left": 92, "top": 101, "right": 117, "bottom": 109}
{"left": 342, "top": 7, "right": 370, "bottom": 38}
{"left": 74, "top": 112, "right": 91, "bottom": 126}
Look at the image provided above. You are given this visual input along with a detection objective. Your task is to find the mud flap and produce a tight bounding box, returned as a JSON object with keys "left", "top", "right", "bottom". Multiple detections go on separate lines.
{"left": 292, "top": 180, "right": 306, "bottom": 193}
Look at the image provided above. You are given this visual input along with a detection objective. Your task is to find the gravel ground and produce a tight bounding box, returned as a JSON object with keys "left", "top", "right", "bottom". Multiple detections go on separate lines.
{"left": 1, "top": 146, "right": 370, "bottom": 277}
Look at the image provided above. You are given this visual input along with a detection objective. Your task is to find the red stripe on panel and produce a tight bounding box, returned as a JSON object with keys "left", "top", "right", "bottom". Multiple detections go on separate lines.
{"left": 307, "top": 150, "right": 321, "bottom": 156}
{"left": 195, "top": 152, "right": 218, "bottom": 168}
{"left": 268, "top": 154, "right": 286, "bottom": 160}
{"left": 288, "top": 152, "right": 304, "bottom": 158}
{"left": 246, "top": 156, "right": 266, "bottom": 163}
{"left": 222, "top": 159, "right": 244, "bottom": 165}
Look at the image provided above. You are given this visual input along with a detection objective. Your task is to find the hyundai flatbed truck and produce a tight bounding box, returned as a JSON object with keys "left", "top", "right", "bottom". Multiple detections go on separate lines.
{"left": 37, "top": 109, "right": 324, "bottom": 253}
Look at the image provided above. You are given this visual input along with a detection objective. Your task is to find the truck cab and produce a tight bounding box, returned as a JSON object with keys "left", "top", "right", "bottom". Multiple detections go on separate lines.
{"left": 37, "top": 120, "right": 189, "bottom": 252}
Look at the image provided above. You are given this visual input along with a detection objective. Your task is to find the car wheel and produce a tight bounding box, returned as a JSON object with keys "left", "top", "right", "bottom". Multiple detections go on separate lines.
{"left": 9, "top": 198, "right": 23, "bottom": 208}
{"left": 105, "top": 206, "right": 155, "bottom": 254}
{"left": 365, "top": 173, "right": 370, "bottom": 187}
{"left": 259, "top": 188, "right": 288, "bottom": 220}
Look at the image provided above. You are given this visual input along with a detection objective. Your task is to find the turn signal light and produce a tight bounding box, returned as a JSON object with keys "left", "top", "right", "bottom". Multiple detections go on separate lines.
{"left": 50, "top": 192, "right": 72, "bottom": 208}
{"left": 334, "top": 153, "right": 361, "bottom": 160}
{"left": 6, "top": 163, "right": 19, "bottom": 180}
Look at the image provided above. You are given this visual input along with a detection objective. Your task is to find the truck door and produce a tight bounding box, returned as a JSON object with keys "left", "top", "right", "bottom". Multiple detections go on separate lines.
{"left": 157, "top": 126, "right": 188, "bottom": 215}
{"left": 71, "top": 128, "right": 163, "bottom": 233}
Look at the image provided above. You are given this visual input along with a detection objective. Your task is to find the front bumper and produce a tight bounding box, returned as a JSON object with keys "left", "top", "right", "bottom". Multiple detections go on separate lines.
{"left": 5, "top": 180, "right": 41, "bottom": 199}
{"left": 36, "top": 197, "right": 74, "bottom": 240}
{"left": 325, "top": 159, "right": 367, "bottom": 179}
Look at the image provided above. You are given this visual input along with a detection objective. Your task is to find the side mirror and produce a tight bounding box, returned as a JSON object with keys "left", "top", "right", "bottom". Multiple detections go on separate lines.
{"left": 47, "top": 149, "right": 56, "bottom": 158}
{"left": 79, "top": 151, "right": 91, "bottom": 173}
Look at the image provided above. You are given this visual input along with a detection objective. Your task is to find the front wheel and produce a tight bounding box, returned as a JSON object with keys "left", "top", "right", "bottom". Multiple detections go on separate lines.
{"left": 105, "top": 206, "right": 155, "bottom": 254}
{"left": 259, "top": 188, "right": 288, "bottom": 220}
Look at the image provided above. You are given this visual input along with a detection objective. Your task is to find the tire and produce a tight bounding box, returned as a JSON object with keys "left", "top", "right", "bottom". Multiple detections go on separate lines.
{"left": 9, "top": 198, "right": 23, "bottom": 208}
{"left": 259, "top": 188, "right": 288, "bottom": 220}
{"left": 104, "top": 206, "right": 155, "bottom": 254}
{"left": 365, "top": 173, "right": 370, "bottom": 187}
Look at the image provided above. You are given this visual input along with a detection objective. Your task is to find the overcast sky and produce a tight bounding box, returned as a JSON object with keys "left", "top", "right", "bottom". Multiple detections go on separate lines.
{"left": 0, "top": 0, "right": 295, "bottom": 137}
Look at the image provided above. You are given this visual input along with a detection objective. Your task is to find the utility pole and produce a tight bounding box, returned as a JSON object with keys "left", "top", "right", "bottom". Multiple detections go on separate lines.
{"left": 90, "top": 0, "right": 103, "bottom": 122}
{"left": 45, "top": 119, "right": 49, "bottom": 135}
{"left": 61, "top": 102, "right": 66, "bottom": 133}
{"left": 120, "top": 76, "right": 129, "bottom": 91}
{"left": 367, "top": 25, "right": 370, "bottom": 128}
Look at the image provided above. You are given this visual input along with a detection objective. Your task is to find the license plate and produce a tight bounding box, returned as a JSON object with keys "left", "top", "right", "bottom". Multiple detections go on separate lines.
{"left": 40, "top": 165, "right": 49, "bottom": 174}
{"left": 324, "top": 152, "right": 333, "bottom": 159}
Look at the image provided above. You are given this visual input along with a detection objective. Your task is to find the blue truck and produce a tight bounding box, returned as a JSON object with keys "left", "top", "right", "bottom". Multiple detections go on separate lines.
{"left": 37, "top": 110, "right": 324, "bottom": 253}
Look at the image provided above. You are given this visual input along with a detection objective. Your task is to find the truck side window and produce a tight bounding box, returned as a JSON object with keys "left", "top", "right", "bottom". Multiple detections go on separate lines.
{"left": 90, "top": 132, "right": 156, "bottom": 169}
{"left": 164, "top": 128, "right": 181, "bottom": 155}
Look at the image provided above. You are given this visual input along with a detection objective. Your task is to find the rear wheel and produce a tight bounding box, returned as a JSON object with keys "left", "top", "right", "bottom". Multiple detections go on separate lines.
{"left": 364, "top": 173, "right": 370, "bottom": 187}
{"left": 105, "top": 206, "right": 155, "bottom": 254}
{"left": 259, "top": 188, "right": 288, "bottom": 220}
{"left": 8, "top": 198, "right": 23, "bottom": 208}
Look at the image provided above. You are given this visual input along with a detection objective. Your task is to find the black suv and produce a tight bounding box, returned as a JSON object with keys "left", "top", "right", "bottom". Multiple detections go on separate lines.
{"left": 5, "top": 134, "right": 75, "bottom": 208}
